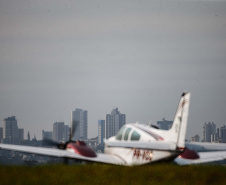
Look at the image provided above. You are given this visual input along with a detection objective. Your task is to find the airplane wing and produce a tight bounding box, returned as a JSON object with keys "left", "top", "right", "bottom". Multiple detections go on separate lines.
{"left": 174, "top": 142, "right": 226, "bottom": 165}
{"left": 1, "top": 142, "right": 226, "bottom": 166}
{"left": 174, "top": 151, "right": 226, "bottom": 165}
{"left": 0, "top": 141, "right": 179, "bottom": 165}
{"left": 0, "top": 143, "right": 125, "bottom": 165}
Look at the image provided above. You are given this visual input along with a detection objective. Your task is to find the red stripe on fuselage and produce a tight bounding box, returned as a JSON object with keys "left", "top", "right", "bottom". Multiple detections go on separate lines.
{"left": 134, "top": 125, "right": 164, "bottom": 141}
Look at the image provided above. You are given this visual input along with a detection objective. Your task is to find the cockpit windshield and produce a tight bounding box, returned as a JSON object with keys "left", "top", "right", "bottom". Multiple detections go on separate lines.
{"left": 116, "top": 126, "right": 126, "bottom": 140}
{"left": 124, "top": 128, "right": 132, "bottom": 140}
{"left": 131, "top": 131, "right": 140, "bottom": 141}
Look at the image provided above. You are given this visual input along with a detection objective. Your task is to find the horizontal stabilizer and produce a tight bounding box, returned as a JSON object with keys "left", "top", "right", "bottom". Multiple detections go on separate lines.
{"left": 186, "top": 142, "right": 226, "bottom": 152}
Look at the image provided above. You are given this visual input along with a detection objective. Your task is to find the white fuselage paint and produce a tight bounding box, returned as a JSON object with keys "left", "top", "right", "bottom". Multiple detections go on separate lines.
{"left": 104, "top": 123, "right": 180, "bottom": 165}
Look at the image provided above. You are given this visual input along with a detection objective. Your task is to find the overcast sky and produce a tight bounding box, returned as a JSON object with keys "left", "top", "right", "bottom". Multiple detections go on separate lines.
{"left": 0, "top": 0, "right": 226, "bottom": 140}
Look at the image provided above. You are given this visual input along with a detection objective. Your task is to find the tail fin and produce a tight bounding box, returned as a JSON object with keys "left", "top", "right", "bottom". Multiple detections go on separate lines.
{"left": 167, "top": 92, "right": 190, "bottom": 149}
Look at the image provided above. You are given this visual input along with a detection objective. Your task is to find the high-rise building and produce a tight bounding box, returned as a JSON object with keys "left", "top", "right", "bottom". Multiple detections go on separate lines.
{"left": 105, "top": 108, "right": 126, "bottom": 139}
{"left": 18, "top": 128, "right": 24, "bottom": 141}
{"left": 52, "top": 122, "right": 65, "bottom": 142}
{"left": 0, "top": 127, "right": 3, "bottom": 143}
{"left": 211, "top": 133, "right": 218, "bottom": 143}
{"left": 71, "top": 108, "right": 88, "bottom": 140}
{"left": 2, "top": 116, "right": 19, "bottom": 144}
{"left": 42, "top": 130, "right": 53, "bottom": 140}
{"left": 157, "top": 118, "right": 173, "bottom": 130}
{"left": 207, "top": 125, "right": 226, "bottom": 143}
{"left": 98, "top": 120, "right": 105, "bottom": 144}
{"left": 203, "top": 122, "right": 216, "bottom": 142}
{"left": 219, "top": 125, "right": 226, "bottom": 142}
{"left": 63, "top": 125, "right": 70, "bottom": 141}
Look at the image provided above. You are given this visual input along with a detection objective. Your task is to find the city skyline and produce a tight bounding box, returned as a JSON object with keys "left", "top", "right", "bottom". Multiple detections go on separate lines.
{"left": 1, "top": 1, "right": 226, "bottom": 140}
{"left": 1, "top": 112, "right": 225, "bottom": 142}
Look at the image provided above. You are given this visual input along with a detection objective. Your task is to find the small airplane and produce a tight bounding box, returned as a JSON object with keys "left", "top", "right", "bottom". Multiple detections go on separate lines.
{"left": 0, "top": 92, "right": 226, "bottom": 165}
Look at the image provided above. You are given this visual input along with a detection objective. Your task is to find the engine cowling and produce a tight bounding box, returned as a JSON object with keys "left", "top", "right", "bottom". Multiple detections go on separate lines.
{"left": 66, "top": 141, "right": 97, "bottom": 157}
{"left": 178, "top": 148, "right": 199, "bottom": 159}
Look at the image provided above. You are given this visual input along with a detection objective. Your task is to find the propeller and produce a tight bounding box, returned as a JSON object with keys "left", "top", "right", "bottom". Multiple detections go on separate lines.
{"left": 43, "top": 120, "right": 96, "bottom": 159}
{"left": 42, "top": 138, "right": 65, "bottom": 149}
{"left": 42, "top": 120, "right": 79, "bottom": 150}
{"left": 42, "top": 139, "right": 59, "bottom": 147}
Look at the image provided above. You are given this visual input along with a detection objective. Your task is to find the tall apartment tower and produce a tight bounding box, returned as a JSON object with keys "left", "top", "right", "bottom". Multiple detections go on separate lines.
{"left": 0, "top": 128, "right": 3, "bottom": 143}
{"left": 2, "top": 116, "right": 19, "bottom": 144}
{"left": 98, "top": 120, "right": 105, "bottom": 144}
{"left": 203, "top": 122, "right": 216, "bottom": 142}
{"left": 71, "top": 108, "right": 88, "bottom": 140}
{"left": 219, "top": 125, "right": 226, "bottom": 142}
{"left": 18, "top": 128, "right": 24, "bottom": 141}
{"left": 52, "top": 122, "right": 65, "bottom": 142}
{"left": 106, "top": 108, "right": 126, "bottom": 139}
{"left": 63, "top": 125, "right": 70, "bottom": 142}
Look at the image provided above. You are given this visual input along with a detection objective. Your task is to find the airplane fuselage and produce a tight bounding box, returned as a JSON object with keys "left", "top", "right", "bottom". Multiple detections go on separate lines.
{"left": 104, "top": 123, "right": 181, "bottom": 165}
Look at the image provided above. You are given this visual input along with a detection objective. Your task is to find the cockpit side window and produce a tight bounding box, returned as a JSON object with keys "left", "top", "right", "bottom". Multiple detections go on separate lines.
{"left": 131, "top": 131, "right": 140, "bottom": 141}
{"left": 116, "top": 126, "right": 126, "bottom": 140}
{"left": 124, "top": 128, "right": 131, "bottom": 141}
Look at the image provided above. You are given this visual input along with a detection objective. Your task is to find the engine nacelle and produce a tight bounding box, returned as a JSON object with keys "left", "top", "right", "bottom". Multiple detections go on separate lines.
{"left": 178, "top": 148, "right": 199, "bottom": 159}
{"left": 66, "top": 141, "right": 97, "bottom": 157}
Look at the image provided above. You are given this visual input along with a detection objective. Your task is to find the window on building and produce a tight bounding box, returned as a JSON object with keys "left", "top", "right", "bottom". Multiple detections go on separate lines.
{"left": 131, "top": 131, "right": 140, "bottom": 141}
{"left": 124, "top": 128, "right": 131, "bottom": 141}
{"left": 116, "top": 126, "right": 126, "bottom": 140}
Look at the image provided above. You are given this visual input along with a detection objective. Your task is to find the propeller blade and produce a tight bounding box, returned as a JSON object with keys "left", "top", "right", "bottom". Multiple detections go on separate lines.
{"left": 42, "top": 139, "right": 67, "bottom": 149}
{"left": 70, "top": 120, "right": 79, "bottom": 141}
{"left": 42, "top": 139, "right": 59, "bottom": 147}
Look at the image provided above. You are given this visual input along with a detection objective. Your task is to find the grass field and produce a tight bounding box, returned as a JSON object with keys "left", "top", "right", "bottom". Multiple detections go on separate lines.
{"left": 0, "top": 163, "right": 225, "bottom": 185}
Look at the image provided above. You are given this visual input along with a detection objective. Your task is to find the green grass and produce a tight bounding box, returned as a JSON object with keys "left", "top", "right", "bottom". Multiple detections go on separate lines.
{"left": 0, "top": 164, "right": 225, "bottom": 185}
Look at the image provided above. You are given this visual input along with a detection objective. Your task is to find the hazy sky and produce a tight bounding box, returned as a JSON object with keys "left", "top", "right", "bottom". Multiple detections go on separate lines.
{"left": 0, "top": 0, "right": 226, "bottom": 140}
